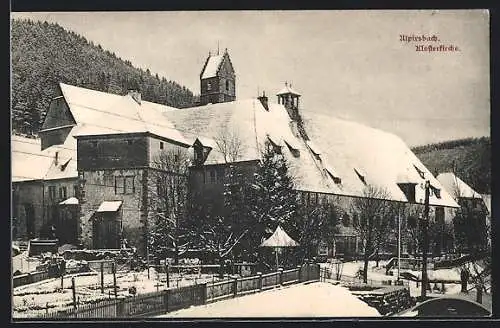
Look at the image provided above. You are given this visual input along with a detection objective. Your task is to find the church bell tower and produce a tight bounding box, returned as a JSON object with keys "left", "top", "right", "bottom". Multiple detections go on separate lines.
{"left": 199, "top": 48, "right": 236, "bottom": 105}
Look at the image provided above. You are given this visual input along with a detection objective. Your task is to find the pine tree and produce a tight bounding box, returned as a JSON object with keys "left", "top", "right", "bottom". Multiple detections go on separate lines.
{"left": 247, "top": 142, "right": 297, "bottom": 253}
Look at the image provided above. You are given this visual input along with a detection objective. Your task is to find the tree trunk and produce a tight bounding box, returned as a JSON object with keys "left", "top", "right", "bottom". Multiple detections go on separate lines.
{"left": 363, "top": 216, "right": 373, "bottom": 283}
{"left": 218, "top": 255, "right": 224, "bottom": 279}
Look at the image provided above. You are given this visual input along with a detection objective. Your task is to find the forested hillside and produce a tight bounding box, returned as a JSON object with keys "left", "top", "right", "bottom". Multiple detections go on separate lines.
{"left": 11, "top": 18, "right": 195, "bottom": 135}
{"left": 412, "top": 137, "right": 490, "bottom": 194}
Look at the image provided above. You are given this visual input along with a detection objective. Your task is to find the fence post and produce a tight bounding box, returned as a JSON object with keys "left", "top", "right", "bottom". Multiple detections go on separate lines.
{"left": 100, "top": 261, "right": 104, "bottom": 294}
{"left": 113, "top": 262, "right": 117, "bottom": 299}
{"left": 233, "top": 276, "right": 238, "bottom": 297}
{"left": 258, "top": 272, "right": 263, "bottom": 291}
{"left": 166, "top": 263, "right": 170, "bottom": 288}
{"left": 165, "top": 289, "right": 170, "bottom": 313}
{"left": 71, "top": 277, "right": 77, "bottom": 310}
{"left": 297, "top": 265, "right": 302, "bottom": 282}
{"left": 201, "top": 283, "right": 207, "bottom": 304}
{"left": 278, "top": 268, "right": 283, "bottom": 286}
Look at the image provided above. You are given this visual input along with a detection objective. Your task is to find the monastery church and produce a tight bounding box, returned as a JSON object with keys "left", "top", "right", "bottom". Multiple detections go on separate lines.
{"left": 12, "top": 49, "right": 460, "bottom": 257}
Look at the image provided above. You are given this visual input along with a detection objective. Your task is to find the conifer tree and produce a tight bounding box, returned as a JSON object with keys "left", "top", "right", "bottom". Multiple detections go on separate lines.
{"left": 247, "top": 142, "right": 297, "bottom": 253}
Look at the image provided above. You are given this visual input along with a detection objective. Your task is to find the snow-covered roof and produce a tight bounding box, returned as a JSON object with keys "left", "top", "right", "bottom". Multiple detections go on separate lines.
{"left": 59, "top": 197, "right": 79, "bottom": 205}
{"left": 277, "top": 84, "right": 301, "bottom": 96}
{"left": 437, "top": 172, "right": 483, "bottom": 199}
{"left": 96, "top": 200, "right": 122, "bottom": 212}
{"left": 302, "top": 111, "right": 459, "bottom": 208}
{"left": 201, "top": 54, "right": 224, "bottom": 79}
{"left": 161, "top": 96, "right": 458, "bottom": 207}
{"left": 260, "top": 225, "right": 299, "bottom": 247}
{"left": 195, "top": 136, "right": 217, "bottom": 149}
{"left": 59, "top": 83, "right": 189, "bottom": 145}
{"left": 11, "top": 136, "right": 52, "bottom": 182}
{"left": 11, "top": 134, "right": 78, "bottom": 183}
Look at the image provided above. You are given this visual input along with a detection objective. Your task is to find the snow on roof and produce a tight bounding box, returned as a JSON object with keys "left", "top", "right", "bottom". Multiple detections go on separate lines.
{"left": 195, "top": 136, "right": 217, "bottom": 149}
{"left": 59, "top": 197, "right": 79, "bottom": 205}
{"left": 96, "top": 200, "right": 122, "bottom": 212}
{"left": 11, "top": 136, "right": 52, "bottom": 182}
{"left": 201, "top": 54, "right": 224, "bottom": 79}
{"left": 163, "top": 99, "right": 262, "bottom": 165}
{"left": 276, "top": 83, "right": 301, "bottom": 96}
{"left": 267, "top": 133, "right": 283, "bottom": 147}
{"left": 59, "top": 83, "right": 189, "bottom": 145}
{"left": 437, "top": 172, "right": 482, "bottom": 199}
{"left": 260, "top": 225, "right": 299, "bottom": 247}
{"left": 306, "top": 140, "right": 321, "bottom": 155}
{"left": 301, "top": 111, "right": 459, "bottom": 207}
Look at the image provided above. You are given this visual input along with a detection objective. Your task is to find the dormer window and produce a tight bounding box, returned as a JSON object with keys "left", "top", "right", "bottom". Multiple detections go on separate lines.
{"left": 60, "top": 158, "right": 71, "bottom": 171}
{"left": 354, "top": 168, "right": 367, "bottom": 185}
{"left": 267, "top": 135, "right": 282, "bottom": 154}
{"left": 413, "top": 164, "right": 425, "bottom": 179}
{"left": 284, "top": 138, "right": 300, "bottom": 157}
{"left": 306, "top": 141, "right": 321, "bottom": 161}
{"left": 430, "top": 184, "right": 441, "bottom": 199}
{"left": 325, "top": 166, "right": 341, "bottom": 184}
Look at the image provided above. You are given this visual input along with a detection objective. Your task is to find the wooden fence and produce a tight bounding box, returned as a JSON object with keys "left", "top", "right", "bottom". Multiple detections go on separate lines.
{"left": 13, "top": 271, "right": 51, "bottom": 288}
{"left": 31, "top": 264, "right": 320, "bottom": 319}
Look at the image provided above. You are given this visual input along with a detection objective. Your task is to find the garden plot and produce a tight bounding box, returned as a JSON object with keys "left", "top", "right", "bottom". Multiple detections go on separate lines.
{"left": 12, "top": 267, "right": 220, "bottom": 318}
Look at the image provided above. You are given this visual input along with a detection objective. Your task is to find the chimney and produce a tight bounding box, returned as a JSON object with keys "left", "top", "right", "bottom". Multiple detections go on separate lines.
{"left": 258, "top": 91, "right": 269, "bottom": 111}
{"left": 128, "top": 89, "right": 141, "bottom": 105}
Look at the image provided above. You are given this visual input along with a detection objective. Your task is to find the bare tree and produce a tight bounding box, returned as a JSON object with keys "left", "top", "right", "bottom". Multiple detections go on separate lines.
{"left": 214, "top": 127, "right": 245, "bottom": 163}
{"left": 147, "top": 148, "right": 190, "bottom": 265}
{"left": 351, "top": 185, "right": 391, "bottom": 283}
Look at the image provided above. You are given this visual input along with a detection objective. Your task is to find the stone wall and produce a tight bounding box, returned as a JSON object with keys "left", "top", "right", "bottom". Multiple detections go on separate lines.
{"left": 352, "top": 286, "right": 414, "bottom": 316}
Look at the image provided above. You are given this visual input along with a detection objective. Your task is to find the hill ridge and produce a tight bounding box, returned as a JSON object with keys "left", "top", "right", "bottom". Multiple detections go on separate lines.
{"left": 11, "top": 18, "right": 195, "bottom": 135}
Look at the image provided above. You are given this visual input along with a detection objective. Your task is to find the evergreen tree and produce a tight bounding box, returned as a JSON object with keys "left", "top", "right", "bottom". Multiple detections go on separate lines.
{"left": 247, "top": 142, "right": 297, "bottom": 255}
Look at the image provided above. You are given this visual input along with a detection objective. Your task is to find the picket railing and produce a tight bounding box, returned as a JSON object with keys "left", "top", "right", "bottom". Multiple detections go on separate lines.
{"left": 30, "top": 264, "right": 320, "bottom": 319}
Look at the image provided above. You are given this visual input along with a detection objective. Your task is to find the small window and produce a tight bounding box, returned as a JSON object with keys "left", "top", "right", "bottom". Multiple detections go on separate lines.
{"left": 73, "top": 185, "right": 79, "bottom": 198}
{"left": 59, "top": 186, "right": 67, "bottom": 199}
{"left": 90, "top": 141, "right": 98, "bottom": 148}
{"left": 115, "top": 176, "right": 135, "bottom": 194}
{"left": 124, "top": 176, "right": 135, "bottom": 194}
{"left": 127, "top": 139, "right": 133, "bottom": 146}
{"left": 207, "top": 82, "right": 212, "bottom": 91}
{"left": 160, "top": 141, "right": 164, "bottom": 150}
{"left": 342, "top": 214, "right": 350, "bottom": 227}
{"left": 226, "top": 80, "right": 230, "bottom": 91}
{"left": 48, "top": 186, "right": 56, "bottom": 199}
{"left": 209, "top": 170, "right": 216, "bottom": 184}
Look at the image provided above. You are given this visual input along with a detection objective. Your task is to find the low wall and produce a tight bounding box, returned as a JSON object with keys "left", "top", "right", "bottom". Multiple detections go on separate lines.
{"left": 352, "top": 286, "right": 414, "bottom": 316}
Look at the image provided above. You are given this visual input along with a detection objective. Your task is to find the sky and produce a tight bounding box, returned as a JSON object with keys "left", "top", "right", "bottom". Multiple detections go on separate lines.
{"left": 11, "top": 10, "right": 490, "bottom": 147}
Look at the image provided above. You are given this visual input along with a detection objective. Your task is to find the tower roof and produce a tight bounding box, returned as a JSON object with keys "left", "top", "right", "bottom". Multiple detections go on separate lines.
{"left": 201, "top": 54, "right": 223, "bottom": 79}
{"left": 277, "top": 83, "right": 301, "bottom": 96}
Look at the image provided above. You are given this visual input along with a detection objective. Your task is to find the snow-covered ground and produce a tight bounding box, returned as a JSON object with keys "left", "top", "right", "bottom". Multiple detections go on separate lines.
{"left": 157, "top": 282, "right": 381, "bottom": 318}
{"left": 12, "top": 267, "right": 220, "bottom": 318}
{"left": 319, "top": 260, "right": 465, "bottom": 297}
{"left": 12, "top": 252, "right": 42, "bottom": 274}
